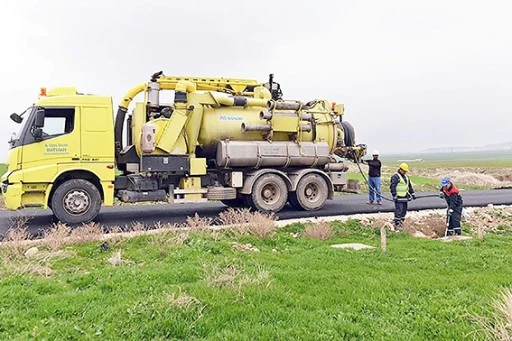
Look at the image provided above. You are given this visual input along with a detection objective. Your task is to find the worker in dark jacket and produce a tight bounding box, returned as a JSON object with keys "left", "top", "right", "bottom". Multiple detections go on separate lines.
{"left": 390, "top": 163, "right": 415, "bottom": 229}
{"left": 439, "top": 177, "right": 463, "bottom": 235}
{"left": 362, "top": 150, "right": 382, "bottom": 205}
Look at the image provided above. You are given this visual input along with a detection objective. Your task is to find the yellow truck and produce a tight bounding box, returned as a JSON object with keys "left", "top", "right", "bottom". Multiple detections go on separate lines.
{"left": 1, "top": 72, "right": 366, "bottom": 224}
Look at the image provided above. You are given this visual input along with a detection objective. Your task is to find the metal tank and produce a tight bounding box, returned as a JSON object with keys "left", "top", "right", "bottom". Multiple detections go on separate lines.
{"left": 126, "top": 76, "right": 352, "bottom": 170}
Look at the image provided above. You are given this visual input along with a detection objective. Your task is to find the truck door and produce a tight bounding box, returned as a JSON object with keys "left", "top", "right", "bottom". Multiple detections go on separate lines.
{"left": 20, "top": 107, "right": 80, "bottom": 183}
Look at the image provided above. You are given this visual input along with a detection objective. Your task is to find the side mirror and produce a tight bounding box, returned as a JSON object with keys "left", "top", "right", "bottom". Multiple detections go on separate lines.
{"left": 10, "top": 113, "right": 23, "bottom": 123}
{"left": 35, "top": 109, "right": 45, "bottom": 128}
{"left": 33, "top": 128, "right": 43, "bottom": 141}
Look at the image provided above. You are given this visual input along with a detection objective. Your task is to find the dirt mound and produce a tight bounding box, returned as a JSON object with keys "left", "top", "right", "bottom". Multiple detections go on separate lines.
{"left": 449, "top": 172, "right": 503, "bottom": 187}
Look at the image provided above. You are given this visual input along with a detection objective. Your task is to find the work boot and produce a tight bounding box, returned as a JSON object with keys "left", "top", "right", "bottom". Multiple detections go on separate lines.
{"left": 447, "top": 229, "right": 454, "bottom": 236}
{"left": 367, "top": 201, "right": 374, "bottom": 205}
{"left": 393, "top": 221, "right": 403, "bottom": 232}
{"left": 376, "top": 201, "right": 382, "bottom": 205}
{"left": 454, "top": 228, "right": 462, "bottom": 236}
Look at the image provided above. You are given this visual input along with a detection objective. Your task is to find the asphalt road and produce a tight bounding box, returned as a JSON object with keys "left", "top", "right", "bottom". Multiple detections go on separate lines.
{"left": 1, "top": 189, "right": 511, "bottom": 236}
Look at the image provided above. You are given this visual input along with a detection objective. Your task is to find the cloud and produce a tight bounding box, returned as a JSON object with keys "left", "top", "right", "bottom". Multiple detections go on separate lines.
{"left": 0, "top": 0, "right": 511, "bottom": 162}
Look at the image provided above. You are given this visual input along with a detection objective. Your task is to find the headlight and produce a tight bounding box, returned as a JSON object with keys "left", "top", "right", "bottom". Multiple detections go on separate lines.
{"left": 1, "top": 182, "right": 8, "bottom": 194}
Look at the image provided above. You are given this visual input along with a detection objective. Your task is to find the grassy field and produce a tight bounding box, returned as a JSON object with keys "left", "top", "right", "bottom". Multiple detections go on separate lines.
{"left": 1, "top": 220, "right": 512, "bottom": 339}
{"left": 380, "top": 150, "right": 512, "bottom": 169}
{"left": 347, "top": 172, "right": 450, "bottom": 192}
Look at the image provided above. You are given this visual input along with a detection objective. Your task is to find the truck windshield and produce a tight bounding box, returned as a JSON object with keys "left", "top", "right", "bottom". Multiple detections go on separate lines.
{"left": 9, "top": 106, "right": 34, "bottom": 148}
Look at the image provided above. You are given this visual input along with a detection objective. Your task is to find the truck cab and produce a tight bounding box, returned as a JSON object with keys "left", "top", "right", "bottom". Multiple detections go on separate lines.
{"left": 1, "top": 87, "right": 115, "bottom": 223}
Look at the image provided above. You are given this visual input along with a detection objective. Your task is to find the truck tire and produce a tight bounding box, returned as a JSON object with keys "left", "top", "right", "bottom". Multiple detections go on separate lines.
{"left": 247, "top": 174, "right": 288, "bottom": 213}
{"left": 51, "top": 179, "right": 102, "bottom": 225}
{"left": 340, "top": 121, "right": 355, "bottom": 147}
{"left": 289, "top": 174, "right": 328, "bottom": 211}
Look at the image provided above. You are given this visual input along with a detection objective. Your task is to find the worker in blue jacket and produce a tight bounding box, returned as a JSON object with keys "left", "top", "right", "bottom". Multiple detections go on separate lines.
{"left": 439, "top": 177, "right": 463, "bottom": 235}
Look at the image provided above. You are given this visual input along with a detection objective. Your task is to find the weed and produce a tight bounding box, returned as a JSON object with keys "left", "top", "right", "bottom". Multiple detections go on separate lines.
{"left": 8, "top": 213, "right": 32, "bottom": 230}
{"left": 166, "top": 288, "right": 202, "bottom": 311}
{"left": 218, "top": 208, "right": 253, "bottom": 227}
{"left": 130, "top": 221, "right": 147, "bottom": 232}
{"left": 475, "top": 288, "right": 512, "bottom": 340}
{"left": 166, "top": 231, "right": 190, "bottom": 246}
{"left": 304, "top": 221, "right": 333, "bottom": 240}
{"left": 2, "top": 226, "right": 31, "bottom": 257}
{"left": 42, "top": 223, "right": 72, "bottom": 251}
{"left": 218, "top": 208, "right": 276, "bottom": 238}
{"left": 70, "top": 222, "right": 104, "bottom": 244}
{"left": 186, "top": 213, "right": 213, "bottom": 230}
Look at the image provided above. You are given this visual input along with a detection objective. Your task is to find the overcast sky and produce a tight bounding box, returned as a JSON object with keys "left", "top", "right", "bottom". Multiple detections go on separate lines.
{"left": 1, "top": 0, "right": 511, "bottom": 162}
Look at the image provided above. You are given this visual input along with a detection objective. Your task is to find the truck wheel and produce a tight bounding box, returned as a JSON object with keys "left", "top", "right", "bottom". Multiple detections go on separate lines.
{"left": 339, "top": 121, "right": 356, "bottom": 147}
{"left": 248, "top": 174, "right": 288, "bottom": 213}
{"left": 289, "top": 174, "right": 328, "bottom": 211}
{"left": 51, "top": 179, "right": 102, "bottom": 224}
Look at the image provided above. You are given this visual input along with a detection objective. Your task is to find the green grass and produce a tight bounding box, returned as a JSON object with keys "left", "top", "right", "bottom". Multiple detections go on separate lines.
{"left": 347, "top": 172, "right": 486, "bottom": 192}
{"left": 348, "top": 172, "right": 444, "bottom": 192}
{"left": 380, "top": 150, "right": 512, "bottom": 169}
{"left": 1, "top": 222, "right": 511, "bottom": 340}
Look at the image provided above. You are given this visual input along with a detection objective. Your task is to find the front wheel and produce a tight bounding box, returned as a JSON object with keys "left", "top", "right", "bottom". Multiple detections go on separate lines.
{"left": 51, "top": 179, "right": 102, "bottom": 224}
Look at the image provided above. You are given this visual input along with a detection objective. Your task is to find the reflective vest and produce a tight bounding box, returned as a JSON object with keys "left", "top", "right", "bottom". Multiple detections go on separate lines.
{"left": 396, "top": 173, "right": 410, "bottom": 197}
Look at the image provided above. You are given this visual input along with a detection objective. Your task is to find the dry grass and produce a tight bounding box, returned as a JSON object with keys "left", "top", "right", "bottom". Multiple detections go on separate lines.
{"left": 0, "top": 248, "right": 73, "bottom": 278}
{"left": 202, "top": 262, "right": 271, "bottom": 291}
{"left": 165, "top": 288, "right": 206, "bottom": 332}
{"left": 8, "top": 213, "right": 32, "bottom": 230}
{"left": 218, "top": 208, "right": 276, "bottom": 238}
{"left": 2, "top": 226, "right": 31, "bottom": 257}
{"left": 166, "top": 231, "right": 190, "bottom": 246}
{"left": 186, "top": 213, "right": 213, "bottom": 230}
{"left": 218, "top": 208, "right": 254, "bottom": 227}
{"left": 108, "top": 251, "right": 123, "bottom": 266}
{"left": 43, "top": 223, "right": 72, "bottom": 251}
{"left": 166, "top": 288, "right": 203, "bottom": 311}
{"left": 231, "top": 242, "right": 260, "bottom": 252}
{"left": 130, "top": 221, "right": 147, "bottom": 232}
{"left": 475, "top": 288, "right": 512, "bottom": 340}
{"left": 304, "top": 221, "right": 334, "bottom": 240}
{"left": 69, "top": 222, "right": 104, "bottom": 243}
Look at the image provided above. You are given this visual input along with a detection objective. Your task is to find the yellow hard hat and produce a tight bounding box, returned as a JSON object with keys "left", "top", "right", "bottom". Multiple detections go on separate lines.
{"left": 399, "top": 163, "right": 409, "bottom": 172}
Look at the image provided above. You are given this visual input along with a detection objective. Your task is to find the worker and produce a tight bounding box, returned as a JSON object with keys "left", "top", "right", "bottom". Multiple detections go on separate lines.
{"left": 362, "top": 150, "right": 382, "bottom": 205}
{"left": 390, "top": 163, "right": 416, "bottom": 230}
{"left": 439, "top": 177, "right": 463, "bottom": 236}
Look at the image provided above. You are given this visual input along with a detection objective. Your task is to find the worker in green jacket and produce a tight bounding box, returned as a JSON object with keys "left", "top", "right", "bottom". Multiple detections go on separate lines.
{"left": 390, "top": 163, "right": 416, "bottom": 230}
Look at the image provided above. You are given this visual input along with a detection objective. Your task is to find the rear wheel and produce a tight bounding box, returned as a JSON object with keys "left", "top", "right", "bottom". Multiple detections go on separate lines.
{"left": 248, "top": 174, "right": 288, "bottom": 213}
{"left": 51, "top": 179, "right": 102, "bottom": 224}
{"left": 289, "top": 173, "right": 328, "bottom": 211}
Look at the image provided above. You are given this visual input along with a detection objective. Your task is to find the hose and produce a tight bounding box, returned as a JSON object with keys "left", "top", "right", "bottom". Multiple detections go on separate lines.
{"left": 353, "top": 158, "right": 440, "bottom": 202}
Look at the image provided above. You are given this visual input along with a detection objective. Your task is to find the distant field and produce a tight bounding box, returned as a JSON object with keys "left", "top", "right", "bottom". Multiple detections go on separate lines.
{"left": 380, "top": 150, "right": 512, "bottom": 168}
{"left": 346, "top": 172, "right": 486, "bottom": 192}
